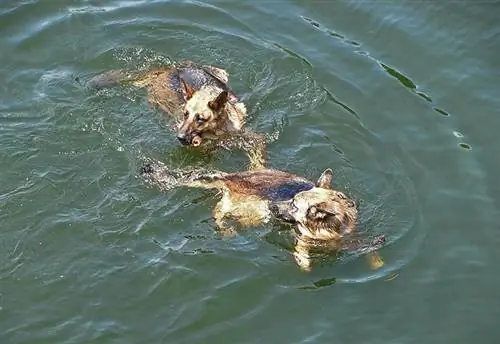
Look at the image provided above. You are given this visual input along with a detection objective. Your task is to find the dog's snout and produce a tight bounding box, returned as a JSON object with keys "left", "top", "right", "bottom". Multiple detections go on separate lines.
{"left": 269, "top": 203, "right": 279, "bottom": 214}
{"left": 177, "top": 133, "right": 189, "bottom": 145}
{"left": 269, "top": 201, "right": 295, "bottom": 223}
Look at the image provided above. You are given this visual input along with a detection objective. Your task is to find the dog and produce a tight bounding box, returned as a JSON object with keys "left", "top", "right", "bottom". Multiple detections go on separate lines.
{"left": 87, "top": 60, "right": 266, "bottom": 170}
{"left": 140, "top": 160, "right": 384, "bottom": 271}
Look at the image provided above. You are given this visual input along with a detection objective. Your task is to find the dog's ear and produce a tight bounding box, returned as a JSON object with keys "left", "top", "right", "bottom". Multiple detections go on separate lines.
{"left": 180, "top": 78, "right": 195, "bottom": 100}
{"left": 208, "top": 91, "right": 228, "bottom": 111}
{"left": 316, "top": 168, "right": 333, "bottom": 189}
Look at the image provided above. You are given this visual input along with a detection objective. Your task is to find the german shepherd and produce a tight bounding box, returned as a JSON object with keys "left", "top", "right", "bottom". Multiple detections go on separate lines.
{"left": 88, "top": 60, "right": 266, "bottom": 170}
{"left": 140, "top": 160, "right": 385, "bottom": 271}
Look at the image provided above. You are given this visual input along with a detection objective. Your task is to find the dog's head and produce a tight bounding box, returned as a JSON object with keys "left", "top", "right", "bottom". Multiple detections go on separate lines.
{"left": 269, "top": 169, "right": 358, "bottom": 240}
{"left": 176, "top": 78, "right": 230, "bottom": 147}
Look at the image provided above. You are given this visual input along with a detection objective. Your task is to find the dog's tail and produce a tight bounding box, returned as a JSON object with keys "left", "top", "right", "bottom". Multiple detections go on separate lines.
{"left": 86, "top": 69, "right": 150, "bottom": 90}
{"left": 140, "top": 159, "right": 226, "bottom": 191}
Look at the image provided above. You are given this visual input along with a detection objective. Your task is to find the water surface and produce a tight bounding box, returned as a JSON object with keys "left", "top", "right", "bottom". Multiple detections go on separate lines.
{"left": 1, "top": 1, "right": 499, "bottom": 343}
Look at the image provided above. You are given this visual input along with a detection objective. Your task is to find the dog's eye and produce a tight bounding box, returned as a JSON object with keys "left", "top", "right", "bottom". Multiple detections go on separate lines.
{"left": 195, "top": 114, "right": 206, "bottom": 124}
{"left": 309, "top": 206, "right": 329, "bottom": 219}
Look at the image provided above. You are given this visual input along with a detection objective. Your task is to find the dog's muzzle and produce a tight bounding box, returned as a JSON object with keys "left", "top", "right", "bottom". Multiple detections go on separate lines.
{"left": 177, "top": 133, "right": 190, "bottom": 145}
{"left": 269, "top": 201, "right": 296, "bottom": 223}
{"left": 177, "top": 132, "right": 202, "bottom": 147}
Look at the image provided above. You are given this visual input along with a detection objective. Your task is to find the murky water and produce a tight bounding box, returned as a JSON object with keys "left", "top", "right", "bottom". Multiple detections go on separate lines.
{"left": 1, "top": 1, "right": 499, "bottom": 343}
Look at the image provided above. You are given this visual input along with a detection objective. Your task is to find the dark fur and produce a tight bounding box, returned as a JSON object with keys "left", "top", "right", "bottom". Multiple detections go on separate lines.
{"left": 87, "top": 61, "right": 236, "bottom": 115}
{"left": 140, "top": 160, "right": 384, "bottom": 271}
{"left": 88, "top": 60, "right": 266, "bottom": 170}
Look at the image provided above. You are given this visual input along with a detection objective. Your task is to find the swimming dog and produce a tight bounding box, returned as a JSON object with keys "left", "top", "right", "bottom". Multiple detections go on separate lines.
{"left": 140, "top": 160, "right": 384, "bottom": 271}
{"left": 88, "top": 60, "right": 266, "bottom": 170}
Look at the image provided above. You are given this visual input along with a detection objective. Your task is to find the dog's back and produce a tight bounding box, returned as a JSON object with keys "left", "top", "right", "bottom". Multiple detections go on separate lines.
{"left": 87, "top": 61, "right": 240, "bottom": 118}
{"left": 221, "top": 170, "right": 315, "bottom": 202}
{"left": 147, "top": 66, "right": 238, "bottom": 115}
{"left": 87, "top": 62, "right": 231, "bottom": 95}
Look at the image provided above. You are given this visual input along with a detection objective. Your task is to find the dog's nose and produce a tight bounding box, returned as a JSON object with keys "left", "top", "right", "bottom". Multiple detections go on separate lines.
{"left": 177, "top": 134, "right": 189, "bottom": 145}
{"left": 269, "top": 203, "right": 280, "bottom": 215}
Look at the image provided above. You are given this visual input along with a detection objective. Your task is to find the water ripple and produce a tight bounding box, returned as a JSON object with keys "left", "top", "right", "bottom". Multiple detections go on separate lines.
{"left": 299, "top": 13, "right": 473, "bottom": 151}
{"left": 1, "top": 1, "right": 491, "bottom": 343}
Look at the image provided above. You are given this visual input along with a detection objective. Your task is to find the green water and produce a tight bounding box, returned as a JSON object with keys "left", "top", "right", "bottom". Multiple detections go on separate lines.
{"left": 1, "top": 1, "right": 499, "bottom": 343}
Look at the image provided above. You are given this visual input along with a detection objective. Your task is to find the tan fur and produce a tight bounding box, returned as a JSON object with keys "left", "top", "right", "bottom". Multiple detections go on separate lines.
{"left": 177, "top": 86, "right": 245, "bottom": 144}
{"left": 140, "top": 161, "right": 384, "bottom": 271}
{"left": 88, "top": 60, "right": 266, "bottom": 170}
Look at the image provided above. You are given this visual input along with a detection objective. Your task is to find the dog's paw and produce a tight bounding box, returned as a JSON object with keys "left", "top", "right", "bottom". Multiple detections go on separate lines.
{"left": 293, "top": 252, "right": 312, "bottom": 272}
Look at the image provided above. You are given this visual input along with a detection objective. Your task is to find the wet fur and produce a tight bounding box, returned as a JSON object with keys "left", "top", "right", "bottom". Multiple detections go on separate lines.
{"left": 140, "top": 160, "right": 384, "bottom": 271}
{"left": 88, "top": 60, "right": 266, "bottom": 170}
